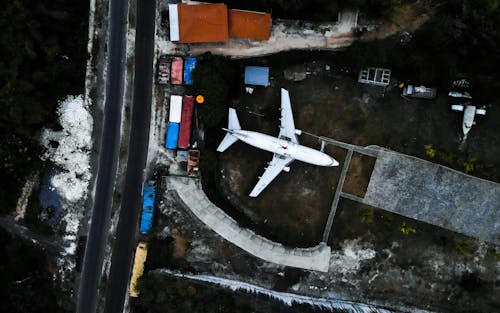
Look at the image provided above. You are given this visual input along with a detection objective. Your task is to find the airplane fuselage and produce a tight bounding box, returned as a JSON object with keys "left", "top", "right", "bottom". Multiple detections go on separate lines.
{"left": 230, "top": 130, "right": 338, "bottom": 167}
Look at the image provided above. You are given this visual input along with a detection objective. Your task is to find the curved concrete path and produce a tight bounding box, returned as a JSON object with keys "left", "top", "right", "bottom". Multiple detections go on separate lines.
{"left": 166, "top": 177, "right": 331, "bottom": 272}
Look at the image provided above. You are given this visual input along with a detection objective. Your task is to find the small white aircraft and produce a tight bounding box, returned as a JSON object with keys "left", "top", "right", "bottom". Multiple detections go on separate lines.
{"left": 451, "top": 102, "right": 486, "bottom": 136}
{"left": 217, "top": 88, "right": 339, "bottom": 197}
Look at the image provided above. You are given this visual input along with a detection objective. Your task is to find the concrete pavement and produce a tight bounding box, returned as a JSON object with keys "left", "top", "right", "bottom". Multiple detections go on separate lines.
{"left": 364, "top": 148, "right": 500, "bottom": 244}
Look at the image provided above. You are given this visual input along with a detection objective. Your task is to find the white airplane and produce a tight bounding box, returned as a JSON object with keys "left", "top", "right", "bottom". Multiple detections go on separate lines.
{"left": 217, "top": 88, "right": 339, "bottom": 197}
{"left": 451, "top": 102, "right": 486, "bottom": 136}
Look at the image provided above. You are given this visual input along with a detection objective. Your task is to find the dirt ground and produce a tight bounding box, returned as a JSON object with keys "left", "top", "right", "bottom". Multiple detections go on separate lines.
{"left": 327, "top": 199, "right": 500, "bottom": 312}
{"left": 214, "top": 52, "right": 500, "bottom": 249}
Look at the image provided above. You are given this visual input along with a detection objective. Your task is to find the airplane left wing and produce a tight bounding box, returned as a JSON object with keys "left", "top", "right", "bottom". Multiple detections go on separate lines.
{"left": 279, "top": 88, "right": 299, "bottom": 143}
{"left": 249, "top": 154, "right": 294, "bottom": 197}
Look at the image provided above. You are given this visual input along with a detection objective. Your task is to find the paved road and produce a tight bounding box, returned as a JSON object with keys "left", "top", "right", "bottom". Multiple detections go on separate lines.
{"left": 104, "top": 1, "right": 156, "bottom": 312}
{"left": 76, "top": 0, "right": 128, "bottom": 312}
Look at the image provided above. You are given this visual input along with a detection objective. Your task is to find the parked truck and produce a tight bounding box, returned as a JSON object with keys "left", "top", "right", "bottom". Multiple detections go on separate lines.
{"left": 157, "top": 55, "right": 170, "bottom": 84}
{"left": 187, "top": 149, "right": 200, "bottom": 177}
{"left": 140, "top": 180, "right": 156, "bottom": 234}
{"left": 178, "top": 95, "right": 194, "bottom": 149}
{"left": 129, "top": 242, "right": 147, "bottom": 298}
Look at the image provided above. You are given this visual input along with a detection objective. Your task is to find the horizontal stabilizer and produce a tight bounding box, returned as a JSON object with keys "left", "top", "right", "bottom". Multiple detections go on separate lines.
{"left": 217, "top": 108, "right": 241, "bottom": 152}
{"left": 217, "top": 133, "right": 238, "bottom": 152}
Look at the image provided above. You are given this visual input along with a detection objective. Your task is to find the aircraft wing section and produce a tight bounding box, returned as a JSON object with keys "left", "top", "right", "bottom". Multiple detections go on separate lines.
{"left": 249, "top": 154, "right": 294, "bottom": 197}
{"left": 279, "top": 88, "right": 299, "bottom": 143}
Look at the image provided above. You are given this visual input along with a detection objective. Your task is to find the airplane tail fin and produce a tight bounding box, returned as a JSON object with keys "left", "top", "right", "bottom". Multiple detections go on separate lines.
{"left": 217, "top": 108, "right": 241, "bottom": 152}
{"left": 227, "top": 108, "right": 241, "bottom": 130}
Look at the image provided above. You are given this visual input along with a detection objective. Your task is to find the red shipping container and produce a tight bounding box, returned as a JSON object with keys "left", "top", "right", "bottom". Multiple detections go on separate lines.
{"left": 171, "top": 57, "right": 183, "bottom": 85}
{"left": 178, "top": 95, "right": 194, "bottom": 149}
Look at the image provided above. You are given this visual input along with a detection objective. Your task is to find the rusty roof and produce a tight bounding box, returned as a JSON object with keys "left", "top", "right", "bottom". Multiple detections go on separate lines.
{"left": 178, "top": 3, "right": 229, "bottom": 43}
{"left": 229, "top": 9, "right": 271, "bottom": 41}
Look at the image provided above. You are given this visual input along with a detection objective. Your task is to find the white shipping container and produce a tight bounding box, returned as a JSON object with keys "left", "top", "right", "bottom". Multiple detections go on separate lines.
{"left": 169, "top": 95, "right": 183, "bottom": 123}
{"left": 169, "top": 4, "right": 179, "bottom": 41}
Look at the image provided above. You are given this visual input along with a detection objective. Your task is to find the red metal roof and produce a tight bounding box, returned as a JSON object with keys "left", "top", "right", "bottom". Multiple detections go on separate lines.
{"left": 229, "top": 10, "right": 271, "bottom": 41}
{"left": 170, "top": 57, "right": 183, "bottom": 85}
{"left": 178, "top": 96, "right": 195, "bottom": 149}
{"left": 178, "top": 3, "right": 229, "bottom": 43}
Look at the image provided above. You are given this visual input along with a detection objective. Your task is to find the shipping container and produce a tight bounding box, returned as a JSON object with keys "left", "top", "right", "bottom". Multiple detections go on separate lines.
{"left": 168, "top": 4, "right": 179, "bottom": 41}
{"left": 166, "top": 122, "right": 180, "bottom": 149}
{"left": 170, "top": 57, "right": 183, "bottom": 85}
{"left": 169, "top": 95, "right": 183, "bottom": 123}
{"left": 178, "top": 95, "right": 195, "bottom": 149}
{"left": 140, "top": 180, "right": 156, "bottom": 234}
{"left": 129, "top": 242, "right": 148, "bottom": 298}
{"left": 183, "top": 57, "right": 197, "bottom": 85}
{"left": 157, "top": 55, "right": 170, "bottom": 85}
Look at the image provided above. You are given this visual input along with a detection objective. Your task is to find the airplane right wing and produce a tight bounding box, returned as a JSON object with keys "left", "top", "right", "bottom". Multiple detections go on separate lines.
{"left": 279, "top": 88, "right": 299, "bottom": 144}
{"left": 249, "top": 154, "right": 294, "bottom": 197}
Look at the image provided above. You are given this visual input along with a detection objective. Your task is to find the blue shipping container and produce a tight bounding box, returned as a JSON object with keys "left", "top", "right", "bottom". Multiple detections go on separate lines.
{"left": 140, "top": 180, "right": 156, "bottom": 234}
{"left": 166, "top": 122, "right": 180, "bottom": 149}
{"left": 244, "top": 66, "right": 269, "bottom": 86}
{"left": 183, "top": 57, "right": 197, "bottom": 85}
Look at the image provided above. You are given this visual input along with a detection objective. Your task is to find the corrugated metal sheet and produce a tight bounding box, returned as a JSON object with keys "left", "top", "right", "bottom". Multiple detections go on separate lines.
{"left": 169, "top": 95, "right": 183, "bottom": 123}
{"left": 183, "top": 57, "right": 197, "bottom": 85}
{"left": 171, "top": 57, "right": 183, "bottom": 85}
{"left": 129, "top": 242, "right": 147, "bottom": 297}
{"left": 178, "top": 96, "right": 195, "bottom": 149}
{"left": 166, "top": 122, "right": 180, "bottom": 149}
{"left": 178, "top": 3, "right": 228, "bottom": 43}
{"left": 140, "top": 181, "right": 156, "bottom": 234}
{"left": 244, "top": 66, "right": 270, "bottom": 86}
{"left": 168, "top": 4, "right": 179, "bottom": 41}
{"left": 229, "top": 10, "right": 271, "bottom": 41}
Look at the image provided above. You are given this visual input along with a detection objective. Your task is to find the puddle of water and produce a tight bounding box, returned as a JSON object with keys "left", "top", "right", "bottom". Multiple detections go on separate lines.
{"left": 38, "top": 172, "right": 64, "bottom": 226}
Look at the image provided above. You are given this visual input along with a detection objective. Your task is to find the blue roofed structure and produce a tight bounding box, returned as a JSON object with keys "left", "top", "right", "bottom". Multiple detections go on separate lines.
{"left": 244, "top": 66, "right": 269, "bottom": 86}
{"left": 140, "top": 180, "right": 156, "bottom": 234}
{"left": 166, "top": 122, "right": 180, "bottom": 149}
{"left": 183, "top": 57, "right": 197, "bottom": 85}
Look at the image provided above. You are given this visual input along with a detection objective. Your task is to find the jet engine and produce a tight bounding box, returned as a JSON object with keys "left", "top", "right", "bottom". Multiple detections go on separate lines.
{"left": 295, "top": 129, "right": 302, "bottom": 135}
{"left": 283, "top": 166, "right": 290, "bottom": 172}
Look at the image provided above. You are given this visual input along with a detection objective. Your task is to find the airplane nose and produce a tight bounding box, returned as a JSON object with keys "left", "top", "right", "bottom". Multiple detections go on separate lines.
{"left": 330, "top": 158, "right": 339, "bottom": 167}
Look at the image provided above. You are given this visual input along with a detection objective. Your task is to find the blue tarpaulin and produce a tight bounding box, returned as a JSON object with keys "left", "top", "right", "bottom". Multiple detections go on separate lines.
{"left": 183, "top": 57, "right": 197, "bottom": 85}
{"left": 140, "top": 180, "right": 156, "bottom": 234}
{"left": 166, "top": 122, "right": 180, "bottom": 149}
{"left": 244, "top": 66, "right": 269, "bottom": 86}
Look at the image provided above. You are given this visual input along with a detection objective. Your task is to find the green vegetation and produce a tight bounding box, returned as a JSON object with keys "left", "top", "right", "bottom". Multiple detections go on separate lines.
{"left": 144, "top": 237, "right": 176, "bottom": 271}
{"left": 463, "top": 157, "right": 477, "bottom": 174}
{"left": 424, "top": 144, "right": 436, "bottom": 159}
{"left": 134, "top": 274, "right": 323, "bottom": 313}
{"left": 423, "top": 143, "right": 497, "bottom": 180}
{"left": 24, "top": 188, "right": 53, "bottom": 235}
{"left": 455, "top": 240, "right": 473, "bottom": 255}
{"left": 0, "top": 0, "right": 88, "bottom": 214}
{"left": 192, "top": 53, "right": 234, "bottom": 128}
{"left": 399, "top": 222, "right": 416, "bottom": 235}
{"left": 360, "top": 208, "right": 375, "bottom": 224}
{"left": 239, "top": 0, "right": 411, "bottom": 21}
{"left": 0, "top": 229, "right": 68, "bottom": 313}
{"left": 134, "top": 275, "right": 256, "bottom": 313}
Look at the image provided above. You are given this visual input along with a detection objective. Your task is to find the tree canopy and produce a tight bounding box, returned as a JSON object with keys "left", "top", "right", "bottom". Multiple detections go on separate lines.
{"left": 0, "top": 0, "right": 88, "bottom": 213}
